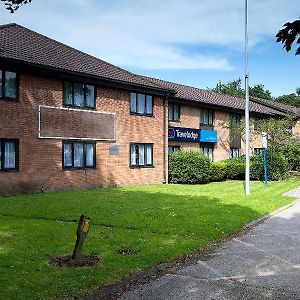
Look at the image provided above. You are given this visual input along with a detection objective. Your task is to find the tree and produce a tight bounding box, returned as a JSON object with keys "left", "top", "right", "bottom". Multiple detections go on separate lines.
{"left": 208, "top": 79, "right": 272, "bottom": 100}
{"left": 276, "top": 89, "right": 300, "bottom": 107}
{"left": 1, "top": 0, "right": 31, "bottom": 13}
{"left": 276, "top": 18, "right": 300, "bottom": 56}
{"left": 249, "top": 84, "right": 272, "bottom": 100}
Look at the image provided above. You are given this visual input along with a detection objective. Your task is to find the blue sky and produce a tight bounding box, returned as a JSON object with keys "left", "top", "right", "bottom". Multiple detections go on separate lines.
{"left": 1, "top": 0, "right": 299, "bottom": 97}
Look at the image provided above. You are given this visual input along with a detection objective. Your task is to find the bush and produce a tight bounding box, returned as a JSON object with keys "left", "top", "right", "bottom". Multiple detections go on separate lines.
{"left": 225, "top": 157, "right": 245, "bottom": 180}
{"left": 169, "top": 150, "right": 211, "bottom": 184}
{"left": 250, "top": 150, "right": 289, "bottom": 181}
{"left": 209, "top": 161, "right": 227, "bottom": 182}
{"left": 277, "top": 144, "right": 300, "bottom": 171}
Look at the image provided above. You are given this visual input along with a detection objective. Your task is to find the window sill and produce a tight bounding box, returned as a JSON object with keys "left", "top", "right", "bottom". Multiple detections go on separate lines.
{"left": 129, "top": 165, "right": 154, "bottom": 169}
{"left": 0, "top": 97, "right": 18, "bottom": 102}
{"left": 63, "top": 104, "right": 96, "bottom": 110}
{"left": 0, "top": 169, "right": 19, "bottom": 172}
{"left": 62, "top": 167, "right": 96, "bottom": 170}
{"left": 130, "top": 112, "right": 154, "bottom": 118}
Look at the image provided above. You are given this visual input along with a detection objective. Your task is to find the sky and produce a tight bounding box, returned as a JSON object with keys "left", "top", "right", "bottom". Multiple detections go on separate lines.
{"left": 0, "top": 0, "right": 299, "bottom": 97}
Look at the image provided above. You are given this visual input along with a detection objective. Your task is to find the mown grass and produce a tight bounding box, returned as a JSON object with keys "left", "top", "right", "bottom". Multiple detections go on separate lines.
{"left": 0, "top": 180, "right": 299, "bottom": 299}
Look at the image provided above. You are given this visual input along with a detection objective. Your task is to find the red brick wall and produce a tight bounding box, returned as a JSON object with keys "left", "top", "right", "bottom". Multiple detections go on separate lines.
{"left": 0, "top": 73, "right": 167, "bottom": 194}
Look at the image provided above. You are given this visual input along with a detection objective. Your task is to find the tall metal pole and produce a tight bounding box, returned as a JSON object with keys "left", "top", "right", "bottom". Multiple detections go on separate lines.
{"left": 245, "top": 0, "right": 250, "bottom": 196}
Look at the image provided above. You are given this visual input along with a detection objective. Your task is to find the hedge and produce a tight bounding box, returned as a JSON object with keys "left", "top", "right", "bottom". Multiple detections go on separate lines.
{"left": 209, "top": 161, "right": 227, "bottom": 182}
{"left": 169, "top": 150, "right": 211, "bottom": 184}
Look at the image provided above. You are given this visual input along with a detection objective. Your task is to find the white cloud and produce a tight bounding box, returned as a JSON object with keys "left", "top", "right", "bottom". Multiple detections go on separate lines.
{"left": 0, "top": 0, "right": 299, "bottom": 70}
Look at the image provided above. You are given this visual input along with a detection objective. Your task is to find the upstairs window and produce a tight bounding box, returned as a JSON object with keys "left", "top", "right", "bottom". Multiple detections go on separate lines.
{"left": 63, "top": 82, "right": 95, "bottom": 108}
{"left": 230, "top": 113, "right": 241, "bottom": 126}
{"left": 200, "top": 109, "right": 214, "bottom": 126}
{"left": 0, "top": 70, "right": 17, "bottom": 100}
{"left": 130, "top": 143, "right": 153, "bottom": 167}
{"left": 168, "top": 103, "right": 180, "bottom": 122}
{"left": 130, "top": 93, "right": 153, "bottom": 116}
{"left": 63, "top": 141, "right": 96, "bottom": 169}
{"left": 0, "top": 139, "right": 19, "bottom": 171}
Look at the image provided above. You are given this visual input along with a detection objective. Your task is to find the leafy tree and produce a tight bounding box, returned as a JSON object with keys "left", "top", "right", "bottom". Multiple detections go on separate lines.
{"left": 276, "top": 89, "right": 300, "bottom": 107}
{"left": 209, "top": 79, "right": 272, "bottom": 100}
{"left": 249, "top": 84, "right": 272, "bottom": 100}
{"left": 1, "top": 0, "right": 31, "bottom": 13}
{"left": 276, "top": 18, "right": 300, "bottom": 56}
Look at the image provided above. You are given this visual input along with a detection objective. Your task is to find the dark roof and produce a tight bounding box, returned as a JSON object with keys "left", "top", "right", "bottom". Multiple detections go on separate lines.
{"left": 141, "top": 76, "right": 286, "bottom": 116}
{"left": 0, "top": 23, "right": 171, "bottom": 93}
{"left": 250, "top": 97, "right": 300, "bottom": 117}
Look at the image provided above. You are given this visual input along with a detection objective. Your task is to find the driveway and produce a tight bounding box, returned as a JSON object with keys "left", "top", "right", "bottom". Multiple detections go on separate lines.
{"left": 119, "top": 187, "right": 300, "bottom": 300}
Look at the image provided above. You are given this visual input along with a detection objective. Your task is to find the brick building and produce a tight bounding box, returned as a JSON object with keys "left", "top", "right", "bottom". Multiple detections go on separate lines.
{"left": 0, "top": 24, "right": 299, "bottom": 194}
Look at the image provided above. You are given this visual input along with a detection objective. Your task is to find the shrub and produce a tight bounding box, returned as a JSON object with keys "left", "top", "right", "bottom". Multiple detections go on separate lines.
{"left": 169, "top": 150, "right": 211, "bottom": 184}
{"left": 225, "top": 157, "right": 245, "bottom": 179}
{"left": 277, "top": 144, "right": 300, "bottom": 171}
{"left": 250, "top": 150, "right": 289, "bottom": 181}
{"left": 209, "top": 161, "right": 227, "bottom": 182}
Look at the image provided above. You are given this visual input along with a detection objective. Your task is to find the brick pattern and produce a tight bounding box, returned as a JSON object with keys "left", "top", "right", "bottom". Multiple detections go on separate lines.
{"left": 0, "top": 73, "right": 167, "bottom": 194}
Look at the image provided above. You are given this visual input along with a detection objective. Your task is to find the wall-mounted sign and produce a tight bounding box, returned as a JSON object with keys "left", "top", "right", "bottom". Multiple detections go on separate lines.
{"left": 168, "top": 127, "right": 200, "bottom": 142}
{"left": 109, "top": 144, "right": 119, "bottom": 155}
{"left": 200, "top": 129, "right": 218, "bottom": 143}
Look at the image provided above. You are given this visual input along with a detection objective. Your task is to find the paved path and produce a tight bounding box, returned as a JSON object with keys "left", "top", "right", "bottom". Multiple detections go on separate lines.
{"left": 119, "top": 187, "right": 300, "bottom": 300}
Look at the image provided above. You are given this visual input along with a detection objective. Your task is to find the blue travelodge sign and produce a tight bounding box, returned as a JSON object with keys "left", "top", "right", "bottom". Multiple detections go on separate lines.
{"left": 199, "top": 129, "right": 218, "bottom": 143}
{"left": 168, "top": 127, "right": 218, "bottom": 143}
{"left": 168, "top": 127, "right": 200, "bottom": 142}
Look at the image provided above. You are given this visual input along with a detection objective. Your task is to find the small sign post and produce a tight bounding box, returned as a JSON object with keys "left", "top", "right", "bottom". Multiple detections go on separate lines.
{"left": 72, "top": 215, "right": 91, "bottom": 261}
{"left": 262, "top": 132, "right": 268, "bottom": 186}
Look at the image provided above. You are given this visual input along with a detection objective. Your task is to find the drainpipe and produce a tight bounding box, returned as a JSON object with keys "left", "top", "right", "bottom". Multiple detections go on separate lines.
{"left": 163, "top": 95, "right": 169, "bottom": 184}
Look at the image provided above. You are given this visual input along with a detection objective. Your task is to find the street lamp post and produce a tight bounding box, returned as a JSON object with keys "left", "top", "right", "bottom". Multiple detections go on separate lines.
{"left": 245, "top": 0, "right": 251, "bottom": 196}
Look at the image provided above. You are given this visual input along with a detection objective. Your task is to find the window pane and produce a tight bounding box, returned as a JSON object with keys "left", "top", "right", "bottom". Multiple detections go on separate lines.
{"left": 130, "top": 144, "right": 137, "bottom": 165}
{"left": 201, "top": 110, "right": 208, "bottom": 124}
{"left": 146, "top": 95, "right": 153, "bottom": 114}
{"left": 0, "top": 71, "right": 2, "bottom": 98}
{"left": 63, "top": 82, "right": 73, "bottom": 105}
{"left": 137, "top": 94, "right": 145, "bottom": 114}
{"left": 130, "top": 93, "right": 137, "bottom": 113}
{"left": 86, "top": 85, "right": 95, "bottom": 107}
{"left": 173, "top": 104, "right": 179, "bottom": 121}
{"left": 4, "top": 71, "right": 16, "bottom": 99}
{"left": 168, "top": 146, "right": 173, "bottom": 155}
{"left": 4, "top": 142, "right": 15, "bottom": 169}
{"left": 168, "top": 104, "right": 173, "bottom": 121}
{"left": 73, "top": 83, "right": 84, "bottom": 107}
{"left": 208, "top": 110, "right": 213, "bottom": 125}
{"left": 146, "top": 145, "right": 152, "bottom": 165}
{"left": 0, "top": 141, "right": 2, "bottom": 170}
{"left": 64, "top": 143, "right": 72, "bottom": 167}
{"left": 85, "top": 143, "right": 95, "bottom": 167}
{"left": 138, "top": 144, "right": 145, "bottom": 165}
{"left": 74, "top": 143, "right": 84, "bottom": 167}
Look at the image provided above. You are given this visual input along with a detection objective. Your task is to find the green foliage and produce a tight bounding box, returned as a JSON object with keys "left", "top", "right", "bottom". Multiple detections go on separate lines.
{"left": 1, "top": 0, "right": 31, "bottom": 13}
{"left": 277, "top": 144, "right": 300, "bottom": 171}
{"left": 169, "top": 150, "right": 211, "bottom": 184}
{"left": 251, "top": 151, "right": 289, "bottom": 181}
{"left": 208, "top": 79, "right": 273, "bottom": 100}
{"left": 249, "top": 84, "right": 272, "bottom": 100}
{"left": 276, "top": 93, "right": 300, "bottom": 107}
{"left": 276, "top": 18, "right": 300, "bottom": 56}
{"left": 209, "top": 161, "right": 227, "bottom": 182}
{"left": 224, "top": 157, "right": 245, "bottom": 180}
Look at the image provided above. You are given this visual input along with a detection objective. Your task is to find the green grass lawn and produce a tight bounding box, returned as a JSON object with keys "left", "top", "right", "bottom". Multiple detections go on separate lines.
{"left": 0, "top": 180, "right": 299, "bottom": 299}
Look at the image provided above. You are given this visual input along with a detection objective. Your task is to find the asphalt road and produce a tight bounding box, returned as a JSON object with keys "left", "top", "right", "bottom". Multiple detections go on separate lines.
{"left": 119, "top": 187, "right": 300, "bottom": 300}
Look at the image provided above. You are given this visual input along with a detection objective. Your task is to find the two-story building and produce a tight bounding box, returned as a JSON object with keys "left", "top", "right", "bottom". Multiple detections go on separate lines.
{"left": 0, "top": 23, "right": 299, "bottom": 194}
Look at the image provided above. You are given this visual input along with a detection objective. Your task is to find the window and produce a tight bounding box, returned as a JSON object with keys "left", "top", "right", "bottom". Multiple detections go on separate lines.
{"left": 285, "top": 125, "right": 293, "bottom": 134}
{"left": 0, "top": 70, "right": 17, "bottom": 100}
{"left": 200, "top": 109, "right": 214, "bottom": 126}
{"left": 0, "top": 139, "right": 19, "bottom": 171}
{"left": 254, "top": 148, "right": 264, "bottom": 155}
{"left": 229, "top": 148, "right": 240, "bottom": 159}
{"left": 201, "top": 145, "right": 214, "bottom": 161}
{"left": 63, "top": 82, "right": 95, "bottom": 108}
{"left": 254, "top": 118, "right": 259, "bottom": 131}
{"left": 130, "top": 93, "right": 153, "bottom": 116}
{"left": 130, "top": 143, "right": 153, "bottom": 167}
{"left": 230, "top": 113, "right": 241, "bottom": 125}
{"left": 168, "top": 145, "right": 180, "bottom": 155}
{"left": 63, "top": 141, "right": 96, "bottom": 169}
{"left": 168, "top": 103, "right": 180, "bottom": 121}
